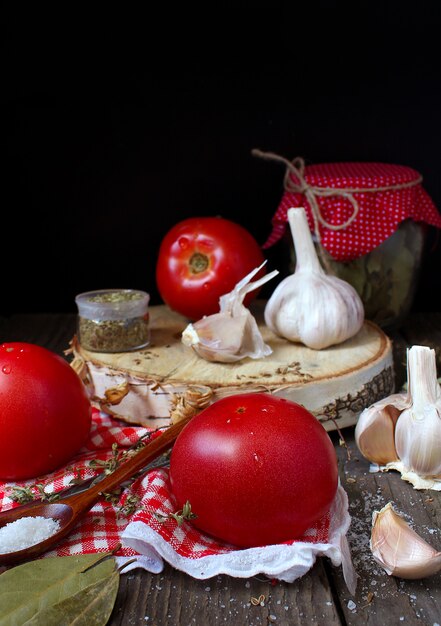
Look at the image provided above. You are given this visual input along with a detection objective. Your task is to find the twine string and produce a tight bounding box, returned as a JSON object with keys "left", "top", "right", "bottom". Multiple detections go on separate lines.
{"left": 252, "top": 149, "right": 423, "bottom": 241}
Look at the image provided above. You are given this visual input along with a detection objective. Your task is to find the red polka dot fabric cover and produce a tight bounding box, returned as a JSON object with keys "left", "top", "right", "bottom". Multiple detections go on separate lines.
{"left": 263, "top": 162, "right": 441, "bottom": 262}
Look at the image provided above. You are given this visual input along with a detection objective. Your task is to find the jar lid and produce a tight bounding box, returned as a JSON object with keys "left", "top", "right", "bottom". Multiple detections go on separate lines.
{"left": 75, "top": 289, "right": 150, "bottom": 321}
{"left": 261, "top": 159, "right": 441, "bottom": 261}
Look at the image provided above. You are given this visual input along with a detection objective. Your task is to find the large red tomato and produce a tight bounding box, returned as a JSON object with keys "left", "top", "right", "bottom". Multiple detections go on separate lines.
{"left": 169, "top": 393, "right": 338, "bottom": 548}
{"left": 155, "top": 216, "right": 265, "bottom": 320}
{"left": 0, "top": 342, "right": 92, "bottom": 480}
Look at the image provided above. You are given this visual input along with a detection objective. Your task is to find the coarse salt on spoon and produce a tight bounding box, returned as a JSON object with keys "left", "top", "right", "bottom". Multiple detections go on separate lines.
{"left": 0, "top": 413, "right": 192, "bottom": 565}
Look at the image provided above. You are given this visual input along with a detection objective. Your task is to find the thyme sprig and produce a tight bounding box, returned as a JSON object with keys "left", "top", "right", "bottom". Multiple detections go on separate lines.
{"left": 155, "top": 500, "right": 197, "bottom": 526}
{"left": 7, "top": 482, "right": 60, "bottom": 504}
{"left": 101, "top": 488, "right": 124, "bottom": 506}
{"left": 35, "top": 483, "right": 61, "bottom": 502}
{"left": 7, "top": 427, "right": 168, "bottom": 521}
{"left": 88, "top": 427, "right": 167, "bottom": 476}
{"left": 7, "top": 485, "right": 35, "bottom": 504}
{"left": 89, "top": 443, "right": 122, "bottom": 474}
{"left": 100, "top": 488, "right": 143, "bottom": 518}
{"left": 118, "top": 492, "right": 142, "bottom": 518}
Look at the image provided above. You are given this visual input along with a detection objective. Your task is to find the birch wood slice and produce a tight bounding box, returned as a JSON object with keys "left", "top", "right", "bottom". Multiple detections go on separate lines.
{"left": 71, "top": 303, "right": 394, "bottom": 432}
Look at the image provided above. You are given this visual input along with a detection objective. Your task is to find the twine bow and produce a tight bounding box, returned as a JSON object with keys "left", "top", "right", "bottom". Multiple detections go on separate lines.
{"left": 251, "top": 149, "right": 423, "bottom": 246}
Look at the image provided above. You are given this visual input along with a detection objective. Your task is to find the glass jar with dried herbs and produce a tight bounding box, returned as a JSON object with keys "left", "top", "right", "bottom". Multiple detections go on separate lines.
{"left": 75, "top": 289, "right": 150, "bottom": 353}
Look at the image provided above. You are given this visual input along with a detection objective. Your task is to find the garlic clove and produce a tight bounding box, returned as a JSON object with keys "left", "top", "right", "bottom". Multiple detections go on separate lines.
{"left": 181, "top": 314, "right": 249, "bottom": 363}
{"left": 181, "top": 262, "right": 279, "bottom": 363}
{"left": 354, "top": 393, "right": 408, "bottom": 465}
{"left": 370, "top": 502, "right": 441, "bottom": 579}
{"left": 395, "top": 405, "right": 441, "bottom": 477}
{"left": 394, "top": 346, "right": 441, "bottom": 478}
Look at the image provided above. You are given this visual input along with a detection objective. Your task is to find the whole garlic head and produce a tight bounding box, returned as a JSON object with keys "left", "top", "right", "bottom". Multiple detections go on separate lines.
{"left": 355, "top": 345, "right": 441, "bottom": 490}
{"left": 264, "top": 207, "right": 364, "bottom": 350}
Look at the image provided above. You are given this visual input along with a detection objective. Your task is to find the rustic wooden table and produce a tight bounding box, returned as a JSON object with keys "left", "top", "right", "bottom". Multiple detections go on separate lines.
{"left": 1, "top": 312, "right": 440, "bottom": 626}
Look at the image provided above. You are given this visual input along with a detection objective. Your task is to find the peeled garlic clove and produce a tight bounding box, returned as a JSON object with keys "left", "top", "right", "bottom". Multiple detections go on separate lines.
{"left": 394, "top": 346, "right": 441, "bottom": 477}
{"left": 182, "top": 314, "right": 249, "bottom": 363}
{"left": 371, "top": 502, "right": 441, "bottom": 579}
{"left": 355, "top": 393, "right": 408, "bottom": 465}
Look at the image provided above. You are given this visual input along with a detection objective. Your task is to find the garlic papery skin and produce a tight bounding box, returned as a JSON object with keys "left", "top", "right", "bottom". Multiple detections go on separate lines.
{"left": 370, "top": 502, "right": 441, "bottom": 579}
{"left": 394, "top": 345, "right": 441, "bottom": 478}
{"left": 264, "top": 207, "right": 364, "bottom": 350}
{"left": 355, "top": 394, "right": 407, "bottom": 466}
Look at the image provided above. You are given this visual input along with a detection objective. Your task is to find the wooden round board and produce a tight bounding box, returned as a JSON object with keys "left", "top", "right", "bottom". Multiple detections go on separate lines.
{"left": 71, "top": 302, "right": 394, "bottom": 432}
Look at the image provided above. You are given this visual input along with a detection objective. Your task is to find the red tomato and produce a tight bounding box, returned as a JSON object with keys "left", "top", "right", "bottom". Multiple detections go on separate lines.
{"left": 0, "top": 342, "right": 92, "bottom": 480}
{"left": 155, "top": 216, "right": 265, "bottom": 320}
{"left": 169, "top": 393, "right": 338, "bottom": 548}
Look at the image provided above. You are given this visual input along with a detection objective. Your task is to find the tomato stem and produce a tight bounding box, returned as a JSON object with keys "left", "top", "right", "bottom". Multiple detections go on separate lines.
{"left": 189, "top": 253, "right": 209, "bottom": 274}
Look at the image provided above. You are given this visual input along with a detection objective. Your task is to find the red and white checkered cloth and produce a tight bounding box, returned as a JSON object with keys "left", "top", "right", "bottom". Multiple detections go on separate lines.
{"left": 0, "top": 408, "right": 356, "bottom": 592}
{"left": 0, "top": 409, "right": 155, "bottom": 562}
{"left": 264, "top": 161, "right": 441, "bottom": 261}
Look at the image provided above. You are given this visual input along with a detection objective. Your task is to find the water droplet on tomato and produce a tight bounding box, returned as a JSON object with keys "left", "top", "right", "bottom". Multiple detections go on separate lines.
{"left": 253, "top": 452, "right": 264, "bottom": 467}
{"left": 178, "top": 236, "right": 189, "bottom": 249}
{"left": 2, "top": 365, "right": 11, "bottom": 374}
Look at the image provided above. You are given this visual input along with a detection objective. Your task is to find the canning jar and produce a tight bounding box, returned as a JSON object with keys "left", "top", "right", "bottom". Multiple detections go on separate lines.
{"left": 256, "top": 153, "right": 441, "bottom": 329}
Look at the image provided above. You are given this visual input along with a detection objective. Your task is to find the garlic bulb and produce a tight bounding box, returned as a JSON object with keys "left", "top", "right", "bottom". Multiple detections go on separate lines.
{"left": 370, "top": 502, "right": 441, "bottom": 579}
{"left": 182, "top": 262, "right": 279, "bottom": 363}
{"left": 264, "top": 207, "right": 364, "bottom": 350}
{"left": 355, "top": 345, "right": 441, "bottom": 490}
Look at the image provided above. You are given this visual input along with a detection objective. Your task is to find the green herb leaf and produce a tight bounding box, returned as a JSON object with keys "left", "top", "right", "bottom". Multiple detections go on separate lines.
{"left": 0, "top": 553, "right": 116, "bottom": 626}
{"left": 155, "top": 500, "right": 197, "bottom": 526}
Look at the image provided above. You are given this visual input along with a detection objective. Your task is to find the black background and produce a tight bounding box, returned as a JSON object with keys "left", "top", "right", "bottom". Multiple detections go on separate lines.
{"left": 3, "top": 2, "right": 440, "bottom": 316}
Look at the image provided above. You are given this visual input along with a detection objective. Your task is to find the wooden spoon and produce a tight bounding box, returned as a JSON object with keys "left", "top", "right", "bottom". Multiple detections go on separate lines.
{"left": 0, "top": 415, "right": 191, "bottom": 565}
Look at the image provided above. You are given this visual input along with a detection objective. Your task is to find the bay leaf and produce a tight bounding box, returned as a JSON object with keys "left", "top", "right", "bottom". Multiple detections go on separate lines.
{"left": 0, "top": 553, "right": 115, "bottom": 626}
{"left": 22, "top": 570, "right": 120, "bottom": 626}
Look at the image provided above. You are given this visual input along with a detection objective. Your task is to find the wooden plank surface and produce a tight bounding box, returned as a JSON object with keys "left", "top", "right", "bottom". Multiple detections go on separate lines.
{"left": 1, "top": 311, "right": 440, "bottom": 626}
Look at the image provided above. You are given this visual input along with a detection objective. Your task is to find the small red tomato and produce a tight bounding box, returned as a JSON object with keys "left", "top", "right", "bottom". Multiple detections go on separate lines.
{"left": 155, "top": 216, "right": 265, "bottom": 320}
{"left": 169, "top": 393, "right": 338, "bottom": 548}
{"left": 0, "top": 342, "right": 92, "bottom": 480}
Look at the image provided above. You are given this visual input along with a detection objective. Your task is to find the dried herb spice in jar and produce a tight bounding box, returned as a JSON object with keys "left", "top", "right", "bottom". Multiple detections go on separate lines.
{"left": 75, "top": 289, "right": 150, "bottom": 352}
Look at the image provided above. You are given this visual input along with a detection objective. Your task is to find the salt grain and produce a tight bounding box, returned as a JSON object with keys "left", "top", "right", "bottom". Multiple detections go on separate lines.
{"left": 347, "top": 600, "right": 357, "bottom": 612}
{"left": 0, "top": 516, "right": 60, "bottom": 553}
